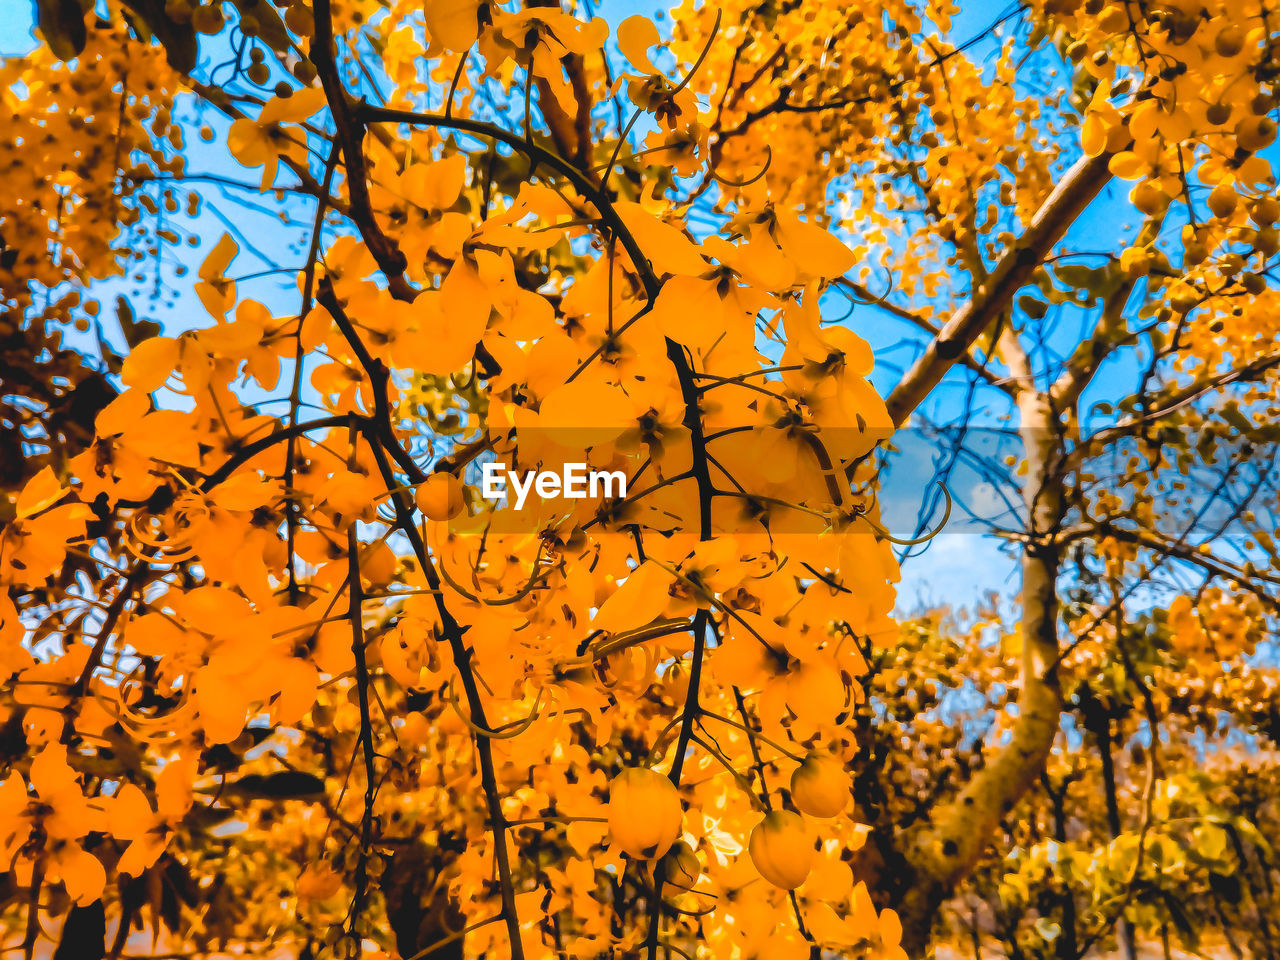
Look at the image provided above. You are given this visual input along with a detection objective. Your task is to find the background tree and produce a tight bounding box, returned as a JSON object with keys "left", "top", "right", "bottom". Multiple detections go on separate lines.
{"left": 664, "top": 0, "right": 1280, "bottom": 951}
{"left": 2, "top": 0, "right": 1280, "bottom": 958}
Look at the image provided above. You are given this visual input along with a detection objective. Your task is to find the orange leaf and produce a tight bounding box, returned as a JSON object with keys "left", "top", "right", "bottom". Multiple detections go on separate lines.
{"left": 15, "top": 466, "right": 66, "bottom": 519}
{"left": 401, "top": 154, "right": 467, "bottom": 211}
{"left": 1108, "top": 151, "right": 1146, "bottom": 180}
{"left": 258, "top": 88, "right": 328, "bottom": 125}
{"left": 424, "top": 0, "right": 482, "bottom": 53}
{"left": 591, "top": 561, "right": 676, "bottom": 635}
{"left": 53, "top": 845, "right": 106, "bottom": 906}
{"left": 93, "top": 387, "right": 149, "bottom": 438}
{"left": 1081, "top": 112, "right": 1109, "bottom": 158}
{"left": 775, "top": 213, "right": 856, "bottom": 280}
{"left": 199, "top": 233, "right": 239, "bottom": 282}
{"left": 195, "top": 668, "right": 249, "bottom": 744}
{"left": 121, "top": 336, "right": 180, "bottom": 392}
{"left": 614, "top": 201, "right": 707, "bottom": 276}
{"left": 617, "top": 15, "right": 661, "bottom": 74}
{"left": 270, "top": 658, "right": 319, "bottom": 726}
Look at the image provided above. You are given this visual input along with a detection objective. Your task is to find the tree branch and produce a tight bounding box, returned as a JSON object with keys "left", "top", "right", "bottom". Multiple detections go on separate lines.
{"left": 311, "top": 0, "right": 412, "bottom": 299}
{"left": 886, "top": 152, "right": 1113, "bottom": 427}
{"left": 1062, "top": 521, "right": 1280, "bottom": 604}
{"left": 897, "top": 385, "right": 1067, "bottom": 952}
{"left": 1075, "top": 352, "right": 1280, "bottom": 459}
{"left": 364, "top": 436, "right": 527, "bottom": 960}
{"left": 840, "top": 279, "right": 1013, "bottom": 394}
{"left": 345, "top": 484, "right": 379, "bottom": 937}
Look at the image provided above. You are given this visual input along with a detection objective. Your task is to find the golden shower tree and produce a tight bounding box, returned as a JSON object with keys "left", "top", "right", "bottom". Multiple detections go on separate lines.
{"left": 3, "top": 0, "right": 1280, "bottom": 958}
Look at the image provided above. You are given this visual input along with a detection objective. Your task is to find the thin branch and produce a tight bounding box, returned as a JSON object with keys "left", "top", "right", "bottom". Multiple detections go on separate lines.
{"left": 344, "top": 476, "right": 379, "bottom": 935}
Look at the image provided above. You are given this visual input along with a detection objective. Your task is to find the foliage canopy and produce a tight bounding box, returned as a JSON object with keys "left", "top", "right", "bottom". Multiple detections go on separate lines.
{"left": 4, "top": 0, "right": 1280, "bottom": 958}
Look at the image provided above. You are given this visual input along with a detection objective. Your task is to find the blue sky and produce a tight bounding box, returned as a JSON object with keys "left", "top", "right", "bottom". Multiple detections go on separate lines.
{"left": 0, "top": 4, "right": 34, "bottom": 55}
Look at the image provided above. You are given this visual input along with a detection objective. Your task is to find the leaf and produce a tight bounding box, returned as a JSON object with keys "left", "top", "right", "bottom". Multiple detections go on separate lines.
{"left": 400, "top": 154, "right": 468, "bottom": 212}
{"left": 156, "top": 753, "right": 197, "bottom": 822}
{"left": 537, "top": 373, "right": 638, "bottom": 448}
{"left": 775, "top": 213, "right": 856, "bottom": 280}
{"left": 33, "top": 0, "right": 89, "bottom": 62}
{"left": 614, "top": 201, "right": 706, "bottom": 276}
{"left": 1081, "top": 112, "right": 1108, "bottom": 158}
{"left": 299, "top": 305, "right": 331, "bottom": 352}
{"left": 434, "top": 264, "right": 491, "bottom": 369}
{"left": 1129, "top": 99, "right": 1161, "bottom": 142}
{"left": 209, "top": 471, "right": 278, "bottom": 512}
{"left": 296, "top": 863, "right": 343, "bottom": 902}
{"left": 120, "top": 336, "right": 180, "bottom": 393}
{"left": 56, "top": 845, "right": 108, "bottom": 905}
{"left": 1018, "top": 294, "right": 1048, "bottom": 319}
{"left": 223, "top": 771, "right": 326, "bottom": 800}
{"left": 1195, "top": 822, "right": 1229, "bottom": 860}
{"left": 269, "top": 658, "right": 319, "bottom": 726}
{"left": 200, "top": 233, "right": 240, "bottom": 282}
{"left": 618, "top": 15, "right": 661, "bottom": 74}
{"left": 95, "top": 387, "right": 150, "bottom": 437}
{"left": 16, "top": 466, "right": 66, "bottom": 519}
{"left": 111, "top": 783, "right": 157, "bottom": 836}
{"left": 847, "top": 882, "right": 879, "bottom": 940}
{"left": 591, "top": 561, "right": 676, "bottom": 635}
{"left": 195, "top": 668, "right": 249, "bottom": 745}
{"left": 118, "top": 0, "right": 197, "bottom": 73}
{"left": 258, "top": 88, "right": 329, "bottom": 125}
{"left": 1108, "top": 151, "right": 1147, "bottom": 180}
{"left": 423, "top": 0, "right": 482, "bottom": 54}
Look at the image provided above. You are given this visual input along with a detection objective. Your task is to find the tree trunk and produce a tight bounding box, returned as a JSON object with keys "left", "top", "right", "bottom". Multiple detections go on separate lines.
{"left": 1086, "top": 703, "right": 1137, "bottom": 960}
{"left": 896, "top": 390, "right": 1065, "bottom": 955}
{"left": 1046, "top": 777, "right": 1080, "bottom": 960}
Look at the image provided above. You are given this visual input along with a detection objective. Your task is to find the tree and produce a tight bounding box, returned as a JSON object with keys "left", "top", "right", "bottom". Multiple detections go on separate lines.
{"left": 665, "top": 0, "right": 1280, "bottom": 950}
{"left": 862, "top": 595, "right": 1280, "bottom": 960}
{"left": 2, "top": 0, "right": 1280, "bottom": 958}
